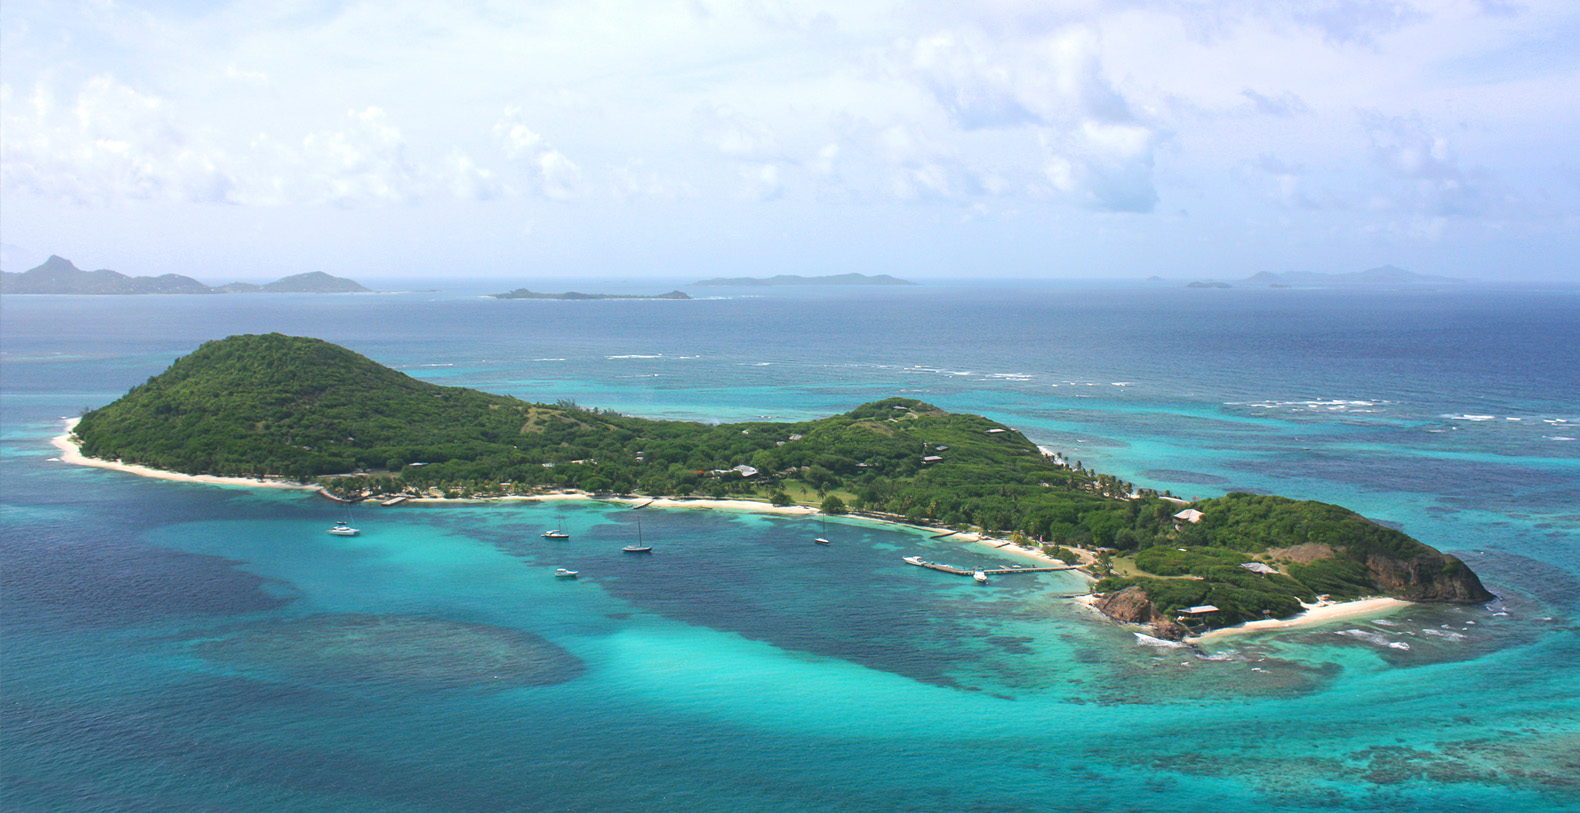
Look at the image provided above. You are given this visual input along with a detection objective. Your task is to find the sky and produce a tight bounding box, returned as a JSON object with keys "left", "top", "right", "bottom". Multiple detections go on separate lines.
{"left": 2, "top": 0, "right": 1578, "bottom": 282}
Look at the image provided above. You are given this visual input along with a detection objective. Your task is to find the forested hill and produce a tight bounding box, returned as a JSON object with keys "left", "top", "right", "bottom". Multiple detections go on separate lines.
{"left": 74, "top": 334, "right": 1493, "bottom": 631}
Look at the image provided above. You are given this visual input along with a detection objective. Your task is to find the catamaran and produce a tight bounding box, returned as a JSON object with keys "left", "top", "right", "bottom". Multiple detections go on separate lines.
{"left": 327, "top": 504, "right": 361, "bottom": 536}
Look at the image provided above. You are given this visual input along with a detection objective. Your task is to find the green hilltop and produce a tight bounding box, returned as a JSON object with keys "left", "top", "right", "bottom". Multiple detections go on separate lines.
{"left": 74, "top": 334, "right": 1493, "bottom": 632}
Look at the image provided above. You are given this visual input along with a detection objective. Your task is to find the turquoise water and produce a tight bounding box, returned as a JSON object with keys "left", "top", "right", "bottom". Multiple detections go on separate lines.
{"left": 2, "top": 285, "right": 1577, "bottom": 811}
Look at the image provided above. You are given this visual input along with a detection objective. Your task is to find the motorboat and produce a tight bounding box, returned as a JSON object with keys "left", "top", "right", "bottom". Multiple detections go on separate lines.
{"left": 327, "top": 521, "right": 360, "bottom": 537}
{"left": 555, "top": 568, "right": 578, "bottom": 578}
{"left": 973, "top": 570, "right": 989, "bottom": 584}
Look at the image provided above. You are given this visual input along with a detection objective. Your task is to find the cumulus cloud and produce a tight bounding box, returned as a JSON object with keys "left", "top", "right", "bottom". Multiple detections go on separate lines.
{"left": 892, "top": 23, "right": 1161, "bottom": 211}
{"left": 1241, "top": 88, "right": 1309, "bottom": 117}
{"left": 493, "top": 109, "right": 582, "bottom": 200}
{"left": 1, "top": 76, "right": 506, "bottom": 207}
{"left": 1362, "top": 111, "right": 1480, "bottom": 217}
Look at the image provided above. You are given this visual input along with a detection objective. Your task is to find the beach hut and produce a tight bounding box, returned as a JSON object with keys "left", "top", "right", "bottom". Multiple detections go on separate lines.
{"left": 1173, "top": 508, "right": 1204, "bottom": 524}
{"left": 1240, "top": 562, "right": 1277, "bottom": 575}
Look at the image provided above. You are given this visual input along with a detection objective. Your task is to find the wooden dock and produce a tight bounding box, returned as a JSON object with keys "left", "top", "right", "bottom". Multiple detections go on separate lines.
{"left": 903, "top": 558, "right": 1081, "bottom": 577}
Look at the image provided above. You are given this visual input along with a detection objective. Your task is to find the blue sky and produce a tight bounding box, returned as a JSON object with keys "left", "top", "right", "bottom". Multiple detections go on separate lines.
{"left": 2, "top": 0, "right": 1577, "bottom": 281}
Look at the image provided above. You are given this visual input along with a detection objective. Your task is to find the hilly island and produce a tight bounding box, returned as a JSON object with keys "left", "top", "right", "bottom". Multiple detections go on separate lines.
{"left": 70, "top": 333, "right": 1492, "bottom": 637}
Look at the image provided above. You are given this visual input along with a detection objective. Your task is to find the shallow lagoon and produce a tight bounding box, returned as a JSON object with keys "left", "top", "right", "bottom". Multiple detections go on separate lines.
{"left": 3, "top": 285, "right": 1576, "bottom": 811}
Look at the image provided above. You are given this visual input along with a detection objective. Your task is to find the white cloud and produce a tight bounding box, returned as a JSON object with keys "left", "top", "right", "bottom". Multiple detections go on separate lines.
{"left": 1362, "top": 111, "right": 1480, "bottom": 217}
{"left": 1, "top": 77, "right": 507, "bottom": 207}
{"left": 2, "top": 0, "right": 1577, "bottom": 277}
{"left": 493, "top": 108, "right": 582, "bottom": 200}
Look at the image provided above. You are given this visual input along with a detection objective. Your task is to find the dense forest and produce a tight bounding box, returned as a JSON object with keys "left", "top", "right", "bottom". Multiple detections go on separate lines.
{"left": 74, "top": 334, "right": 1492, "bottom": 629}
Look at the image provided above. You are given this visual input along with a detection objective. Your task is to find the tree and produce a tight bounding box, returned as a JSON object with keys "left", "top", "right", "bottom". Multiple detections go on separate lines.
{"left": 769, "top": 490, "right": 793, "bottom": 506}
{"left": 820, "top": 494, "right": 848, "bottom": 515}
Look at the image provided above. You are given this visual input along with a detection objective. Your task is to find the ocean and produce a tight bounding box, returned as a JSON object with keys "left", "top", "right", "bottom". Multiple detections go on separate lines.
{"left": 2, "top": 282, "right": 1577, "bottom": 812}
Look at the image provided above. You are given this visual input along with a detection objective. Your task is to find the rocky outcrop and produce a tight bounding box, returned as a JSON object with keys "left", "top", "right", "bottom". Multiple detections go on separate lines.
{"left": 1366, "top": 551, "right": 1495, "bottom": 603}
{"left": 1094, "top": 586, "right": 1187, "bottom": 641}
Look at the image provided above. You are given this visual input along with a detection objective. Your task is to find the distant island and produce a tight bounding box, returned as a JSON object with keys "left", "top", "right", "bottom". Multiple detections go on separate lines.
{"left": 489, "top": 288, "right": 691, "bottom": 300}
{"left": 691, "top": 273, "right": 914, "bottom": 286}
{"left": 67, "top": 333, "right": 1493, "bottom": 639}
{"left": 1186, "top": 281, "right": 1232, "bottom": 289}
{"left": 0, "top": 256, "right": 373, "bottom": 295}
{"left": 1241, "top": 266, "right": 1461, "bottom": 288}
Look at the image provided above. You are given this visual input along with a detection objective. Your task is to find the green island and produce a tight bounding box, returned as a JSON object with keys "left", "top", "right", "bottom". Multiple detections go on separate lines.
{"left": 72, "top": 334, "right": 1493, "bottom": 637}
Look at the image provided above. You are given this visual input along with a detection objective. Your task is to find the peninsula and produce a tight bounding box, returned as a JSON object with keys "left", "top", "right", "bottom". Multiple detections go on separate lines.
{"left": 0, "top": 256, "right": 373, "bottom": 295}
{"left": 691, "top": 273, "right": 914, "bottom": 286}
{"left": 67, "top": 334, "right": 1493, "bottom": 636}
{"left": 489, "top": 288, "right": 691, "bottom": 300}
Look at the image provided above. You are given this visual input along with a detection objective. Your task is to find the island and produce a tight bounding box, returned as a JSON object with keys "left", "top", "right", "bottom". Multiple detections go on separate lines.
{"left": 66, "top": 333, "right": 1493, "bottom": 638}
{"left": 691, "top": 273, "right": 914, "bottom": 286}
{"left": 489, "top": 288, "right": 691, "bottom": 300}
{"left": 1240, "top": 266, "right": 1461, "bottom": 288}
{"left": 0, "top": 256, "right": 373, "bottom": 295}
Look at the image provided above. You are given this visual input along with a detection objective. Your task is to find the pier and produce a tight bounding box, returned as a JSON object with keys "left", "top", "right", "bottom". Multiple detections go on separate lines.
{"left": 903, "top": 557, "right": 1082, "bottom": 577}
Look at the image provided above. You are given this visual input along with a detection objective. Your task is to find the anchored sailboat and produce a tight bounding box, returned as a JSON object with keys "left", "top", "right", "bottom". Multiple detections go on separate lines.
{"left": 542, "top": 511, "right": 570, "bottom": 539}
{"left": 327, "top": 502, "right": 361, "bottom": 536}
{"left": 622, "top": 518, "right": 653, "bottom": 553}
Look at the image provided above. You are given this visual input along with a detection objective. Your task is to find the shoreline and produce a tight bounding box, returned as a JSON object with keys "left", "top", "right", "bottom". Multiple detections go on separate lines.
{"left": 1190, "top": 596, "right": 1411, "bottom": 643}
{"left": 51, "top": 418, "right": 315, "bottom": 491}
{"left": 49, "top": 418, "right": 1082, "bottom": 571}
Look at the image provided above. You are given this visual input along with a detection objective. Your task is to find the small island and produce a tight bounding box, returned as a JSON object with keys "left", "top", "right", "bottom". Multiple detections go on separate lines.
{"left": 66, "top": 334, "right": 1493, "bottom": 638}
{"left": 691, "top": 273, "right": 914, "bottom": 286}
{"left": 489, "top": 288, "right": 691, "bottom": 300}
{"left": 0, "top": 256, "right": 373, "bottom": 295}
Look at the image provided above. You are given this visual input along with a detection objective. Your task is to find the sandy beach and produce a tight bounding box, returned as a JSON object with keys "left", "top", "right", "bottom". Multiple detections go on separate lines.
{"left": 1191, "top": 596, "right": 1411, "bottom": 642}
{"left": 51, "top": 418, "right": 315, "bottom": 491}
{"left": 50, "top": 418, "right": 1080, "bottom": 571}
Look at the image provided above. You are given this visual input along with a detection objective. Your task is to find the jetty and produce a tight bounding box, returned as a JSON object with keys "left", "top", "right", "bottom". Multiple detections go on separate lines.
{"left": 902, "top": 557, "right": 1081, "bottom": 577}
{"left": 381, "top": 495, "right": 409, "bottom": 506}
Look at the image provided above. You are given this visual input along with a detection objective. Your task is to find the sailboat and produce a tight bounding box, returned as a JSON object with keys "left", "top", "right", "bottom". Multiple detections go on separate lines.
{"left": 814, "top": 513, "right": 831, "bottom": 545}
{"left": 542, "top": 511, "right": 570, "bottom": 539}
{"left": 327, "top": 502, "right": 361, "bottom": 536}
{"left": 622, "top": 518, "right": 653, "bottom": 553}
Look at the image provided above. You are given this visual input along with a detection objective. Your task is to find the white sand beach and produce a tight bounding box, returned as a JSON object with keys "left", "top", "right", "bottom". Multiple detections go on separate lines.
{"left": 51, "top": 417, "right": 1088, "bottom": 574}
{"left": 1191, "top": 596, "right": 1411, "bottom": 642}
{"left": 51, "top": 418, "right": 315, "bottom": 491}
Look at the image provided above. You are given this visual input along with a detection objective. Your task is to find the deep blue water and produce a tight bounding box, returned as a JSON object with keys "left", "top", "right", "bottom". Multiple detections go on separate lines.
{"left": 2, "top": 284, "right": 1577, "bottom": 812}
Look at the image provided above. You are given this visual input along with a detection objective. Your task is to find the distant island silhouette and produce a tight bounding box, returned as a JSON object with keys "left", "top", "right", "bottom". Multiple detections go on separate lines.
{"left": 691, "top": 273, "right": 914, "bottom": 286}
{"left": 489, "top": 288, "right": 692, "bottom": 300}
{"left": 1, "top": 256, "right": 373, "bottom": 295}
